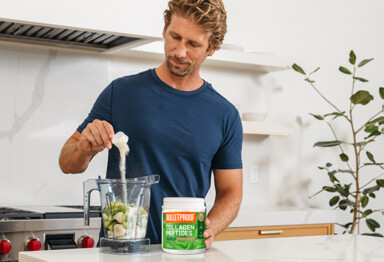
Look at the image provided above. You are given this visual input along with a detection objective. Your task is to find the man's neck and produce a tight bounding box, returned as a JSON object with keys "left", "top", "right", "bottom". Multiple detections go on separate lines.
{"left": 155, "top": 63, "right": 204, "bottom": 92}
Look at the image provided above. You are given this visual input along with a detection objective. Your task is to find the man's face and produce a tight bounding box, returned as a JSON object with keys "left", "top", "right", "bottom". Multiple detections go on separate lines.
{"left": 163, "top": 14, "right": 215, "bottom": 77}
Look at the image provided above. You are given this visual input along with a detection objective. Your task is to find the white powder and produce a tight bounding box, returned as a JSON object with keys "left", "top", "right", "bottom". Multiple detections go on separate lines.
{"left": 112, "top": 131, "right": 129, "bottom": 202}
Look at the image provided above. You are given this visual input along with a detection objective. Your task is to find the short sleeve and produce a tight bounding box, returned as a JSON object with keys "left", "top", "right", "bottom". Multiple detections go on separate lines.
{"left": 77, "top": 82, "right": 113, "bottom": 133}
{"left": 211, "top": 111, "right": 243, "bottom": 169}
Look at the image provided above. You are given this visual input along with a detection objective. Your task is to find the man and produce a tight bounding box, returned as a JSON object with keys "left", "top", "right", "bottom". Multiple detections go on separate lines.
{"left": 59, "top": 0, "right": 242, "bottom": 248}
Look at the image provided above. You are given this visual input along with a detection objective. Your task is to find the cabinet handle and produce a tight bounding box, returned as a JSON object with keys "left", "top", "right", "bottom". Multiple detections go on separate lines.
{"left": 259, "top": 230, "right": 284, "bottom": 235}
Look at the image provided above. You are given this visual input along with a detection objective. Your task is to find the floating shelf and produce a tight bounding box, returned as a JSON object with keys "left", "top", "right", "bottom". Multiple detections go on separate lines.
{"left": 104, "top": 40, "right": 292, "bottom": 73}
{"left": 242, "top": 121, "right": 293, "bottom": 136}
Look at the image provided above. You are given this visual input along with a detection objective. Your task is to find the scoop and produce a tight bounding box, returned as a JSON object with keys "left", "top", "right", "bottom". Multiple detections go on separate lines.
{"left": 112, "top": 131, "right": 129, "bottom": 153}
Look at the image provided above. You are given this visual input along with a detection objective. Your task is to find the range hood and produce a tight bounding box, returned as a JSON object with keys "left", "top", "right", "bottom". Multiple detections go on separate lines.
{"left": 0, "top": 0, "right": 166, "bottom": 53}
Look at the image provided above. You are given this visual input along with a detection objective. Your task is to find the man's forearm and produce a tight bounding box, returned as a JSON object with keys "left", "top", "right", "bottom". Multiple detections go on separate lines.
{"left": 207, "top": 190, "right": 242, "bottom": 237}
{"left": 59, "top": 138, "right": 94, "bottom": 174}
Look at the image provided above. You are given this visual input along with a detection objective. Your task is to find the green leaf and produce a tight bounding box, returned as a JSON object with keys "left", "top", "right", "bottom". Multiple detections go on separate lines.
{"left": 367, "top": 151, "right": 375, "bottom": 163}
{"left": 326, "top": 162, "right": 333, "bottom": 167}
{"left": 365, "top": 126, "right": 379, "bottom": 133}
{"left": 369, "top": 192, "right": 376, "bottom": 198}
{"left": 318, "top": 166, "right": 326, "bottom": 170}
{"left": 329, "top": 196, "right": 340, "bottom": 206}
{"left": 292, "top": 64, "right": 306, "bottom": 75}
{"left": 339, "top": 153, "right": 349, "bottom": 162}
{"left": 337, "top": 169, "right": 354, "bottom": 174}
{"left": 363, "top": 185, "right": 381, "bottom": 195}
{"left": 350, "top": 90, "right": 374, "bottom": 105}
{"left": 376, "top": 179, "right": 384, "bottom": 187}
{"left": 366, "top": 218, "right": 380, "bottom": 232}
{"left": 323, "top": 186, "right": 337, "bottom": 193}
{"left": 367, "top": 117, "right": 384, "bottom": 126}
{"left": 361, "top": 195, "right": 369, "bottom": 208}
{"left": 314, "top": 141, "right": 343, "bottom": 147}
{"left": 339, "top": 66, "right": 352, "bottom": 75}
{"left": 329, "top": 174, "right": 339, "bottom": 183}
{"left": 354, "top": 77, "right": 369, "bottom": 83}
{"left": 349, "top": 50, "right": 356, "bottom": 65}
{"left": 338, "top": 188, "right": 350, "bottom": 197}
{"left": 363, "top": 209, "right": 373, "bottom": 217}
{"left": 310, "top": 113, "right": 324, "bottom": 120}
{"left": 358, "top": 58, "right": 374, "bottom": 67}
{"left": 380, "top": 87, "right": 384, "bottom": 99}
{"left": 339, "top": 200, "right": 348, "bottom": 210}
{"left": 324, "top": 111, "right": 346, "bottom": 119}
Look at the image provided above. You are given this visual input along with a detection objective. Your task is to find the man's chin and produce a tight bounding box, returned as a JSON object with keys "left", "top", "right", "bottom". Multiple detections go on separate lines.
{"left": 167, "top": 63, "right": 190, "bottom": 77}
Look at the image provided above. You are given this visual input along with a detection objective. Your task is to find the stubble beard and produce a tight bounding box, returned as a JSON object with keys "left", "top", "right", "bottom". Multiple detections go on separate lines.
{"left": 166, "top": 56, "right": 195, "bottom": 77}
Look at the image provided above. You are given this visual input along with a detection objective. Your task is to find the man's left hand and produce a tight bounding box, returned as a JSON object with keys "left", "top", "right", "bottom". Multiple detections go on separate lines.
{"left": 204, "top": 217, "right": 215, "bottom": 249}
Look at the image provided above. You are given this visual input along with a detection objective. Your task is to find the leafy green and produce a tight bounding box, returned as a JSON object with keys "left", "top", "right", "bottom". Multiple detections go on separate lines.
{"left": 292, "top": 64, "right": 306, "bottom": 75}
{"left": 350, "top": 90, "right": 374, "bottom": 105}
{"left": 358, "top": 58, "right": 374, "bottom": 67}
{"left": 314, "top": 141, "right": 343, "bottom": 147}
{"left": 349, "top": 50, "right": 356, "bottom": 65}
{"left": 339, "top": 66, "right": 352, "bottom": 75}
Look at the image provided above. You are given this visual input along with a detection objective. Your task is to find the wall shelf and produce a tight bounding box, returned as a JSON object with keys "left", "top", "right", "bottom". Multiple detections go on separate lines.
{"left": 242, "top": 121, "right": 293, "bottom": 136}
{"left": 104, "top": 40, "right": 292, "bottom": 73}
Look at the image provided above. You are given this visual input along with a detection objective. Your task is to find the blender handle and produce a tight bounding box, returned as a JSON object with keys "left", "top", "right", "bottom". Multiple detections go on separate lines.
{"left": 83, "top": 179, "right": 100, "bottom": 226}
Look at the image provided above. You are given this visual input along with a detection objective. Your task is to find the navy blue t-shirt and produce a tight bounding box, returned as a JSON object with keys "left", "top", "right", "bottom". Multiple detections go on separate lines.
{"left": 77, "top": 69, "right": 243, "bottom": 244}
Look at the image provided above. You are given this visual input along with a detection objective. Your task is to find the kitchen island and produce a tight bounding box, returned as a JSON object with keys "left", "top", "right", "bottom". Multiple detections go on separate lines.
{"left": 19, "top": 235, "right": 384, "bottom": 261}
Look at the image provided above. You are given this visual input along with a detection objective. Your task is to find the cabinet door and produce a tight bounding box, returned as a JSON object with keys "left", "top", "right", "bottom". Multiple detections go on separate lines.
{"left": 215, "top": 224, "right": 335, "bottom": 241}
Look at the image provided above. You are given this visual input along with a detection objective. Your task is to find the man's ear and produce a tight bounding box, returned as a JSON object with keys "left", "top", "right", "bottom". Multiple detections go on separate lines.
{"left": 208, "top": 45, "right": 218, "bottom": 56}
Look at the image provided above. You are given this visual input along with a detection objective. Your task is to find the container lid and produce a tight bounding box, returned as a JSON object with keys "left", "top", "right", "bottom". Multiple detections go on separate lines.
{"left": 162, "top": 197, "right": 205, "bottom": 210}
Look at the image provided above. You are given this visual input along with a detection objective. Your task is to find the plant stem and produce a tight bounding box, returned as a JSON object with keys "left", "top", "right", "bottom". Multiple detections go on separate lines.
{"left": 306, "top": 78, "right": 343, "bottom": 114}
{"left": 349, "top": 66, "right": 360, "bottom": 234}
{"left": 327, "top": 122, "right": 355, "bottom": 179}
{"left": 360, "top": 172, "right": 384, "bottom": 189}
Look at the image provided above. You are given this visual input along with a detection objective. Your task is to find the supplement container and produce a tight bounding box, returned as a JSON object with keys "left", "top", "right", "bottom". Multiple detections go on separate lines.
{"left": 162, "top": 197, "right": 206, "bottom": 254}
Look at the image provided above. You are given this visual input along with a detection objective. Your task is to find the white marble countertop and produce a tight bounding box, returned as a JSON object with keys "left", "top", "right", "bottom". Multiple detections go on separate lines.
{"left": 229, "top": 205, "right": 336, "bottom": 227}
{"left": 19, "top": 235, "right": 384, "bottom": 262}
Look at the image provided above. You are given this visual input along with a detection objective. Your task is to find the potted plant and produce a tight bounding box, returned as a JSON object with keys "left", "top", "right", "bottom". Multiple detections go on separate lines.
{"left": 293, "top": 51, "right": 384, "bottom": 236}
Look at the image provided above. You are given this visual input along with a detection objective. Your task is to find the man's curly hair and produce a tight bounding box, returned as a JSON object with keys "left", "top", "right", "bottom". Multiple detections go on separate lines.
{"left": 163, "top": 0, "right": 227, "bottom": 51}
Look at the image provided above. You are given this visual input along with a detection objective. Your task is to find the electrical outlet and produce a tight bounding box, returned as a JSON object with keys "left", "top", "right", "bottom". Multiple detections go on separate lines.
{"left": 250, "top": 165, "right": 259, "bottom": 184}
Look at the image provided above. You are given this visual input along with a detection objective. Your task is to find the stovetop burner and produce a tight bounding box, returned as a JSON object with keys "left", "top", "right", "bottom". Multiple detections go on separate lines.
{"left": 0, "top": 207, "right": 44, "bottom": 220}
{"left": 0, "top": 206, "right": 101, "bottom": 220}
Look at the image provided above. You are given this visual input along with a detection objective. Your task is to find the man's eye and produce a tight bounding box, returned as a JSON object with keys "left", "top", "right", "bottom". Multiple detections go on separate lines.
{"left": 171, "top": 35, "right": 181, "bottom": 40}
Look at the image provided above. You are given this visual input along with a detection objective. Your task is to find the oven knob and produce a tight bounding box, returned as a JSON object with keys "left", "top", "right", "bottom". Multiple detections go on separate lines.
{"left": 25, "top": 238, "right": 41, "bottom": 251}
{"left": 78, "top": 235, "right": 94, "bottom": 248}
{"left": 0, "top": 239, "right": 12, "bottom": 254}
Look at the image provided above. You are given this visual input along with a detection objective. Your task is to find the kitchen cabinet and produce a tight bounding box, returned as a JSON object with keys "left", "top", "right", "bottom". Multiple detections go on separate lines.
{"left": 215, "top": 223, "right": 335, "bottom": 240}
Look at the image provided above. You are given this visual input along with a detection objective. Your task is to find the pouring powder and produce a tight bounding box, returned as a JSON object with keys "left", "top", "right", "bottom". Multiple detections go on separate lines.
{"left": 112, "top": 132, "right": 129, "bottom": 203}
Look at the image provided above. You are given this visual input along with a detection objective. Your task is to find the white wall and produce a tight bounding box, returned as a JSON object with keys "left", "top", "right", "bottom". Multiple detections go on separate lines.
{"left": 1, "top": 0, "right": 383, "bottom": 234}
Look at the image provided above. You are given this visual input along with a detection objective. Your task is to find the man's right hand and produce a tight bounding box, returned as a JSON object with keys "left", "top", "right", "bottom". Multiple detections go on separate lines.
{"left": 79, "top": 119, "right": 115, "bottom": 153}
{"left": 59, "top": 119, "right": 114, "bottom": 174}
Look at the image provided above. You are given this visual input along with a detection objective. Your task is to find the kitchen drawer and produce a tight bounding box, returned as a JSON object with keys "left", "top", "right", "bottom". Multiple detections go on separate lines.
{"left": 215, "top": 223, "right": 334, "bottom": 240}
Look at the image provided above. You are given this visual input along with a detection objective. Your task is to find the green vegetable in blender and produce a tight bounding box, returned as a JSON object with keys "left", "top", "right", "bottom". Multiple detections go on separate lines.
{"left": 102, "top": 200, "right": 148, "bottom": 239}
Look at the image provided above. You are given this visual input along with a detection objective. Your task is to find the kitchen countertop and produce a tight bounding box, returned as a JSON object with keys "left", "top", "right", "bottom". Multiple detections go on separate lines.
{"left": 229, "top": 205, "right": 336, "bottom": 227}
{"left": 19, "top": 235, "right": 384, "bottom": 262}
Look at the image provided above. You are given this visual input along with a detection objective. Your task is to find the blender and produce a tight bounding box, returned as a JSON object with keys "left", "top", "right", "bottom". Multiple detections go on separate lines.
{"left": 83, "top": 175, "right": 160, "bottom": 254}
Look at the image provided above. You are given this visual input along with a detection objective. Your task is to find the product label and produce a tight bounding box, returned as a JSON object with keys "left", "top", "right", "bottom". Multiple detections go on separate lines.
{"left": 163, "top": 211, "right": 206, "bottom": 250}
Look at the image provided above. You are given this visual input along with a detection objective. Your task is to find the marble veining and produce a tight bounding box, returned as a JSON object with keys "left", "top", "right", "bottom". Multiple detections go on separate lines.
{"left": 0, "top": 50, "right": 57, "bottom": 142}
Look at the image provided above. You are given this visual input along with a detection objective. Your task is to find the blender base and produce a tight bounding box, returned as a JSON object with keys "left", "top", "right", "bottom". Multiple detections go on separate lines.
{"left": 99, "top": 237, "right": 150, "bottom": 254}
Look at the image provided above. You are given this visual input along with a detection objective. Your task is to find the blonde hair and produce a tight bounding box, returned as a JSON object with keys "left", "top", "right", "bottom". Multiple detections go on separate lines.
{"left": 164, "top": 0, "right": 227, "bottom": 51}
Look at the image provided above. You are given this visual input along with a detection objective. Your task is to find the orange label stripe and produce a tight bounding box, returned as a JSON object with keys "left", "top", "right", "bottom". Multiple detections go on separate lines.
{"left": 165, "top": 212, "right": 196, "bottom": 223}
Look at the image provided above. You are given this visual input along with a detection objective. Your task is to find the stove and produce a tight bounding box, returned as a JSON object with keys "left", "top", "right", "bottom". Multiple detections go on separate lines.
{"left": 0, "top": 206, "right": 101, "bottom": 262}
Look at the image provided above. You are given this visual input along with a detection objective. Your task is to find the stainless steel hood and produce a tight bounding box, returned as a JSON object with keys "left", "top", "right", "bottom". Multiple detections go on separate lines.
{"left": 0, "top": 0, "right": 166, "bottom": 53}
{"left": 0, "top": 20, "right": 141, "bottom": 52}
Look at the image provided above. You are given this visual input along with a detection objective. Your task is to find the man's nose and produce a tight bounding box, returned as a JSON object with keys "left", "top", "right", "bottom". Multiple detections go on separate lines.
{"left": 175, "top": 43, "right": 187, "bottom": 58}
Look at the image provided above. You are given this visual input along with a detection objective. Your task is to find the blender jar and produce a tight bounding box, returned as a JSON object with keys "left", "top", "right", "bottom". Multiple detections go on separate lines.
{"left": 83, "top": 175, "right": 159, "bottom": 254}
